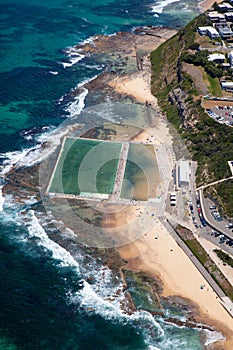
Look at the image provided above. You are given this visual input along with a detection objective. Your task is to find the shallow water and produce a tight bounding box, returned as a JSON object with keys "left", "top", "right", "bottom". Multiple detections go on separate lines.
{"left": 0, "top": 0, "right": 216, "bottom": 349}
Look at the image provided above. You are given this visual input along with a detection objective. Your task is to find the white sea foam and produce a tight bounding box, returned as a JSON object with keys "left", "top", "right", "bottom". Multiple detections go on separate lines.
{"left": 25, "top": 211, "right": 164, "bottom": 336}
{"left": 82, "top": 63, "right": 104, "bottom": 71}
{"left": 61, "top": 53, "right": 85, "bottom": 68}
{"left": 0, "top": 146, "right": 41, "bottom": 176}
{"left": 59, "top": 35, "right": 100, "bottom": 69}
{"left": 151, "top": 0, "right": 180, "bottom": 14}
{"left": 60, "top": 46, "right": 86, "bottom": 68}
{"left": 204, "top": 329, "right": 225, "bottom": 346}
{"left": 77, "top": 35, "right": 98, "bottom": 46}
{"left": 0, "top": 185, "right": 4, "bottom": 212}
{"left": 34, "top": 125, "right": 56, "bottom": 143}
{"left": 0, "top": 71, "right": 101, "bottom": 182}
{"left": 27, "top": 210, "right": 81, "bottom": 271}
{"left": 64, "top": 75, "right": 97, "bottom": 118}
{"left": 74, "top": 280, "right": 164, "bottom": 335}
{"left": 65, "top": 87, "right": 88, "bottom": 118}
{"left": 28, "top": 210, "right": 164, "bottom": 338}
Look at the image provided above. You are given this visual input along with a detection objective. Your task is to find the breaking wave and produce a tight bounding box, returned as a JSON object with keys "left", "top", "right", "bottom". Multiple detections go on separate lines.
{"left": 152, "top": 0, "right": 181, "bottom": 14}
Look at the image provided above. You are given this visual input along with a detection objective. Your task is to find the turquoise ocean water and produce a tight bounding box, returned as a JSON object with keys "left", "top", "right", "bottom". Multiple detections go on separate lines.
{"left": 0, "top": 1, "right": 219, "bottom": 349}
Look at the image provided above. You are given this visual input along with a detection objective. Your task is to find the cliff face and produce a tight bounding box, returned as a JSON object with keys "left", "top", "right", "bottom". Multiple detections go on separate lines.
{"left": 150, "top": 13, "right": 233, "bottom": 216}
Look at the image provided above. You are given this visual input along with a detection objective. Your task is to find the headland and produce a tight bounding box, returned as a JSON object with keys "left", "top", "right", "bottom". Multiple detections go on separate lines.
{"left": 3, "top": 7, "right": 233, "bottom": 350}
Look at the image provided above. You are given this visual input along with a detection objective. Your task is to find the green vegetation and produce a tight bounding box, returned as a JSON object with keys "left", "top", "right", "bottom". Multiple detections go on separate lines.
{"left": 176, "top": 225, "right": 233, "bottom": 301}
{"left": 49, "top": 138, "right": 121, "bottom": 195}
{"left": 182, "top": 50, "right": 223, "bottom": 78}
{"left": 214, "top": 249, "right": 233, "bottom": 268}
{"left": 205, "top": 73, "right": 222, "bottom": 96}
{"left": 185, "top": 239, "right": 210, "bottom": 265}
{"left": 150, "top": 13, "right": 233, "bottom": 215}
{"left": 209, "top": 179, "right": 233, "bottom": 217}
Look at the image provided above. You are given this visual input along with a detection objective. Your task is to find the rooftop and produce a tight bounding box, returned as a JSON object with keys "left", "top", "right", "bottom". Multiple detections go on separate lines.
{"left": 218, "top": 2, "right": 233, "bottom": 9}
{"left": 207, "top": 11, "right": 226, "bottom": 19}
{"left": 218, "top": 26, "right": 233, "bottom": 35}
{"left": 178, "top": 160, "right": 190, "bottom": 184}
{"left": 208, "top": 53, "right": 225, "bottom": 61}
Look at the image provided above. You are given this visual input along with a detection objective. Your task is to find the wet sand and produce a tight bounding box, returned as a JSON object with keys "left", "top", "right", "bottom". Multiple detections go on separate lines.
{"left": 105, "top": 27, "right": 233, "bottom": 349}
{"left": 117, "top": 221, "right": 233, "bottom": 350}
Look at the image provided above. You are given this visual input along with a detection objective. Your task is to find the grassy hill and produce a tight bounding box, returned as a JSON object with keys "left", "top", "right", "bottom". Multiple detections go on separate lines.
{"left": 150, "top": 13, "right": 233, "bottom": 217}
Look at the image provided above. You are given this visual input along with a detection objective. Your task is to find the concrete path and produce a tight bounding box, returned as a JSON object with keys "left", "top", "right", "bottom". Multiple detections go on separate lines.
{"left": 110, "top": 142, "right": 129, "bottom": 201}
{"left": 196, "top": 176, "right": 233, "bottom": 191}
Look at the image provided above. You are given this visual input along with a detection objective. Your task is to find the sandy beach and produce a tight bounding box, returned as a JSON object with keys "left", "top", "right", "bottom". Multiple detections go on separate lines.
{"left": 103, "top": 111, "right": 233, "bottom": 347}
{"left": 109, "top": 55, "right": 158, "bottom": 109}
{"left": 199, "top": 0, "right": 223, "bottom": 12}
{"left": 117, "top": 221, "right": 233, "bottom": 349}
{"left": 106, "top": 27, "right": 233, "bottom": 349}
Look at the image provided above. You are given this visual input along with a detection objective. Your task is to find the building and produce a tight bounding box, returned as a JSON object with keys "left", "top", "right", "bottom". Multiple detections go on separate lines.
{"left": 218, "top": 2, "right": 233, "bottom": 12}
{"left": 222, "top": 62, "right": 231, "bottom": 70}
{"left": 221, "top": 81, "right": 233, "bottom": 90}
{"left": 208, "top": 53, "right": 225, "bottom": 62}
{"left": 198, "top": 26, "right": 220, "bottom": 39}
{"left": 228, "top": 50, "right": 233, "bottom": 66}
{"left": 215, "top": 22, "right": 228, "bottom": 29}
{"left": 178, "top": 160, "right": 191, "bottom": 187}
{"left": 224, "top": 11, "right": 233, "bottom": 21}
{"left": 207, "top": 11, "right": 226, "bottom": 22}
{"left": 198, "top": 26, "right": 208, "bottom": 35}
{"left": 218, "top": 26, "right": 233, "bottom": 39}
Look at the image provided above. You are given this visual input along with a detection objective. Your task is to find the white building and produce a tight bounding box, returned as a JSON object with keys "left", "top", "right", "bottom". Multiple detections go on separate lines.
{"left": 224, "top": 11, "right": 233, "bottom": 20}
{"left": 221, "top": 81, "right": 233, "bottom": 90}
{"left": 178, "top": 160, "right": 191, "bottom": 187}
{"left": 228, "top": 50, "right": 233, "bottom": 66}
{"left": 218, "top": 26, "right": 233, "bottom": 39}
{"left": 207, "top": 11, "right": 226, "bottom": 22}
{"left": 198, "top": 26, "right": 220, "bottom": 39}
{"left": 218, "top": 2, "right": 233, "bottom": 12}
{"left": 208, "top": 53, "right": 225, "bottom": 62}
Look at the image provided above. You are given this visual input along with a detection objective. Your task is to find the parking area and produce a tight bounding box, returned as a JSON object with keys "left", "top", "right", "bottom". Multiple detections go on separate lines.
{"left": 206, "top": 105, "right": 233, "bottom": 126}
{"left": 202, "top": 99, "right": 233, "bottom": 125}
{"left": 187, "top": 193, "right": 233, "bottom": 254}
{"left": 188, "top": 191, "right": 207, "bottom": 229}
{"left": 201, "top": 227, "right": 233, "bottom": 255}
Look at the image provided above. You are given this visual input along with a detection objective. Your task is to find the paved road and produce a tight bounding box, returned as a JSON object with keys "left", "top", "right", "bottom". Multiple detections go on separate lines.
{"left": 199, "top": 226, "right": 233, "bottom": 257}
{"left": 199, "top": 189, "right": 233, "bottom": 242}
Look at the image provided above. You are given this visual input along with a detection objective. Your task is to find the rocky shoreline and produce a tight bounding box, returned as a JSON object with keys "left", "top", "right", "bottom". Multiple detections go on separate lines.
{"left": 2, "top": 26, "right": 227, "bottom": 348}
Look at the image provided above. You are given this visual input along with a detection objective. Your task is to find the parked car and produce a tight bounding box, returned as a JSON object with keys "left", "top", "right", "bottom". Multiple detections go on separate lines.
{"left": 226, "top": 223, "right": 233, "bottom": 229}
{"left": 219, "top": 235, "right": 226, "bottom": 243}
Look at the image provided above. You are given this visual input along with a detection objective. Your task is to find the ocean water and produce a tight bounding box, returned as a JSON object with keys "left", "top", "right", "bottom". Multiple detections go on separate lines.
{"left": 0, "top": 0, "right": 220, "bottom": 349}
